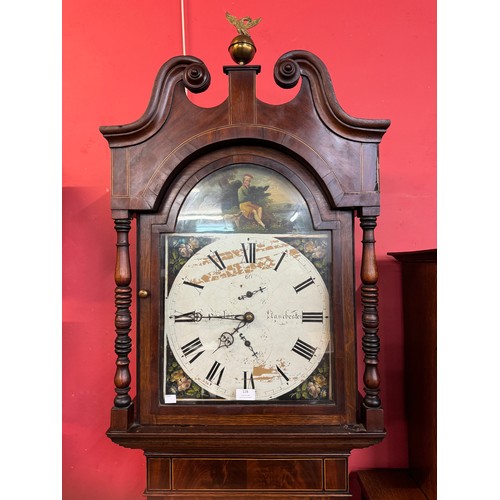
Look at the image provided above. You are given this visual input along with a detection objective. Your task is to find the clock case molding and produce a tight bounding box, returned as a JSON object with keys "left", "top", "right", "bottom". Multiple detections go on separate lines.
{"left": 100, "top": 50, "right": 390, "bottom": 497}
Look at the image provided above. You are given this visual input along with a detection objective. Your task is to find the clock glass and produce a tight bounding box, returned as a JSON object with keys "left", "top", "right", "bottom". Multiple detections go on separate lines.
{"left": 162, "top": 165, "right": 333, "bottom": 403}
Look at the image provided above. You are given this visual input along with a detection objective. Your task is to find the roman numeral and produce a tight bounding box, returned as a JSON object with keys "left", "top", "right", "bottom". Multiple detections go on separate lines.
{"left": 180, "top": 337, "right": 205, "bottom": 363}
{"left": 291, "top": 338, "right": 317, "bottom": 361}
{"left": 243, "top": 371, "right": 255, "bottom": 389}
{"left": 183, "top": 280, "right": 204, "bottom": 290}
{"left": 208, "top": 250, "right": 226, "bottom": 271}
{"left": 273, "top": 252, "right": 286, "bottom": 271}
{"left": 293, "top": 277, "right": 315, "bottom": 293}
{"left": 302, "top": 311, "right": 324, "bottom": 323}
{"left": 241, "top": 243, "right": 256, "bottom": 264}
{"left": 206, "top": 361, "right": 225, "bottom": 385}
{"left": 276, "top": 365, "right": 289, "bottom": 382}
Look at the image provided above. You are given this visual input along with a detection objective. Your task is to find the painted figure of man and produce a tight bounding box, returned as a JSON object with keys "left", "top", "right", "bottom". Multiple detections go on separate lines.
{"left": 237, "top": 174, "right": 265, "bottom": 228}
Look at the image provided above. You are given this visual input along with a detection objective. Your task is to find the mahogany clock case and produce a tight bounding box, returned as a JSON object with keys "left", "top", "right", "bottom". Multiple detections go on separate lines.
{"left": 100, "top": 50, "right": 390, "bottom": 496}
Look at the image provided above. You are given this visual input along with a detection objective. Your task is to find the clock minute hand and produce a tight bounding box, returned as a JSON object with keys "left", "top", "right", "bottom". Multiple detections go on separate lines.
{"left": 231, "top": 312, "right": 258, "bottom": 357}
{"left": 238, "top": 331, "right": 259, "bottom": 357}
{"left": 170, "top": 312, "right": 251, "bottom": 322}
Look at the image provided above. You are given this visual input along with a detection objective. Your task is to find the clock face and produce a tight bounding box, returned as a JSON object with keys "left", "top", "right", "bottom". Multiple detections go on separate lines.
{"left": 165, "top": 233, "right": 331, "bottom": 400}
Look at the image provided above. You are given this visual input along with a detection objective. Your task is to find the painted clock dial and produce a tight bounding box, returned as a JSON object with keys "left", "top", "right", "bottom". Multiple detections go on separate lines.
{"left": 165, "top": 233, "right": 330, "bottom": 400}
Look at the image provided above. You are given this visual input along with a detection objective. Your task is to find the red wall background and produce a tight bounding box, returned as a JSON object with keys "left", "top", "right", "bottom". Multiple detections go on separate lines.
{"left": 62, "top": 1, "right": 436, "bottom": 498}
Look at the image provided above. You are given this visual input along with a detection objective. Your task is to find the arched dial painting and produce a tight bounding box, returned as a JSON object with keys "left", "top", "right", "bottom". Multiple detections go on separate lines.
{"left": 163, "top": 164, "right": 333, "bottom": 402}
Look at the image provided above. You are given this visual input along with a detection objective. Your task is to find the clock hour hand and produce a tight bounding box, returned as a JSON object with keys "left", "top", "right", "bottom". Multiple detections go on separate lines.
{"left": 213, "top": 312, "right": 255, "bottom": 353}
{"left": 170, "top": 311, "right": 252, "bottom": 322}
{"left": 214, "top": 331, "right": 235, "bottom": 351}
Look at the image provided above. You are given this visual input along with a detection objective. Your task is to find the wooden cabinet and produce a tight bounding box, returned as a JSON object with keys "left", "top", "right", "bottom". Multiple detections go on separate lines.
{"left": 352, "top": 249, "right": 436, "bottom": 499}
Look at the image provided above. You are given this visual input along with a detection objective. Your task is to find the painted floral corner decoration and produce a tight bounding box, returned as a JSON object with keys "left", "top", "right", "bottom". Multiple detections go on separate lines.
{"left": 168, "top": 236, "right": 211, "bottom": 280}
{"left": 285, "top": 354, "right": 329, "bottom": 401}
{"left": 285, "top": 237, "right": 330, "bottom": 283}
{"left": 165, "top": 358, "right": 207, "bottom": 399}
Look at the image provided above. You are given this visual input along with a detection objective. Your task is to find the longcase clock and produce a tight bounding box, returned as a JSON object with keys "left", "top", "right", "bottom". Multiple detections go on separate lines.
{"left": 100, "top": 46, "right": 390, "bottom": 498}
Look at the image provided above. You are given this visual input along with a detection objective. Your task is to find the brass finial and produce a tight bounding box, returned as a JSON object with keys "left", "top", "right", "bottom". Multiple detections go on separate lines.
{"left": 225, "top": 12, "right": 262, "bottom": 37}
{"left": 226, "top": 12, "right": 261, "bottom": 65}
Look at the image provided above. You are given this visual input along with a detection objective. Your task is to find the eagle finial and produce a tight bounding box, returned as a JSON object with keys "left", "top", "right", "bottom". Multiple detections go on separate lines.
{"left": 225, "top": 12, "right": 262, "bottom": 38}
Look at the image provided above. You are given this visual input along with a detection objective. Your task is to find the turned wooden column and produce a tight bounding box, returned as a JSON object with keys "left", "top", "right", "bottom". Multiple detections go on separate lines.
{"left": 113, "top": 217, "right": 133, "bottom": 408}
{"left": 360, "top": 214, "right": 383, "bottom": 431}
